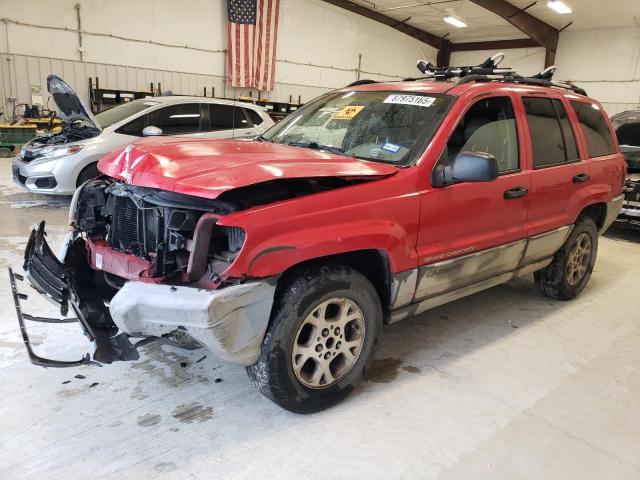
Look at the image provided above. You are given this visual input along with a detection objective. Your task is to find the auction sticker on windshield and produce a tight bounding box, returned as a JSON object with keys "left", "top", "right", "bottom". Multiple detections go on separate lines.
{"left": 334, "top": 105, "right": 365, "bottom": 120}
{"left": 384, "top": 94, "right": 435, "bottom": 107}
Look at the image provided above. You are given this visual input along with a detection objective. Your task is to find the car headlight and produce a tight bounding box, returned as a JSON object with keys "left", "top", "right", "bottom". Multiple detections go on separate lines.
{"left": 39, "top": 144, "right": 84, "bottom": 158}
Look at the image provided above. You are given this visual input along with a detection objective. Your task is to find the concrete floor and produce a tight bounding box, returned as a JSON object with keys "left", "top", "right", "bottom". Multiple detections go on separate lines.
{"left": 0, "top": 160, "right": 638, "bottom": 480}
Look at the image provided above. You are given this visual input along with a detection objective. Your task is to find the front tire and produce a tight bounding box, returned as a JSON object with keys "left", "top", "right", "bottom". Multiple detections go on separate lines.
{"left": 77, "top": 162, "right": 100, "bottom": 186}
{"left": 247, "top": 265, "right": 382, "bottom": 413}
{"left": 534, "top": 216, "right": 598, "bottom": 300}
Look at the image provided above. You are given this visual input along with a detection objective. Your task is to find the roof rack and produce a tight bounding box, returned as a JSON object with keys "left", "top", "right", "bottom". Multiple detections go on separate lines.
{"left": 408, "top": 53, "right": 586, "bottom": 96}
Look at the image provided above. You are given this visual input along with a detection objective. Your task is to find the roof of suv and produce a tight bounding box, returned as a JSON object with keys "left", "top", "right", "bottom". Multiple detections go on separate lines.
{"left": 342, "top": 79, "right": 590, "bottom": 101}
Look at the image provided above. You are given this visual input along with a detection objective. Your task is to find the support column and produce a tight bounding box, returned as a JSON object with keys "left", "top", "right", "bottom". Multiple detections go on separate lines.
{"left": 545, "top": 48, "right": 556, "bottom": 68}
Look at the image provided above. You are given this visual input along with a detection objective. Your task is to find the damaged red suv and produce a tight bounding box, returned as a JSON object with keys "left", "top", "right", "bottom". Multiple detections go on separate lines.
{"left": 13, "top": 58, "right": 625, "bottom": 412}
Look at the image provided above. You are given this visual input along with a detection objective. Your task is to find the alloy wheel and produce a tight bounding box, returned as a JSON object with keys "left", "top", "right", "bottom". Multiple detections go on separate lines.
{"left": 566, "top": 232, "right": 592, "bottom": 286}
{"left": 292, "top": 297, "right": 366, "bottom": 389}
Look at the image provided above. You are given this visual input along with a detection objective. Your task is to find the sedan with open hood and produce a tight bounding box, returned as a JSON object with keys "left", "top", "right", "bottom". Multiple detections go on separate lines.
{"left": 12, "top": 75, "right": 274, "bottom": 195}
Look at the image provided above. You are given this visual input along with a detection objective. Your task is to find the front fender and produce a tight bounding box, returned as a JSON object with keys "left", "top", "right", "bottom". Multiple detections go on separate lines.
{"left": 216, "top": 174, "right": 421, "bottom": 278}
{"left": 233, "top": 220, "right": 410, "bottom": 278}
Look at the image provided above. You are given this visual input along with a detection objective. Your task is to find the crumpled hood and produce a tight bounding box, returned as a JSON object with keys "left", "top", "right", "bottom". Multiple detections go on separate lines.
{"left": 48, "top": 75, "right": 101, "bottom": 131}
{"left": 97, "top": 137, "right": 398, "bottom": 199}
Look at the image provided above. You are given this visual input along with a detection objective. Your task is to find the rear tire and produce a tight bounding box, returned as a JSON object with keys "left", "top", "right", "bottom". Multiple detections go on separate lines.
{"left": 247, "top": 264, "right": 382, "bottom": 413}
{"left": 0, "top": 147, "right": 12, "bottom": 158}
{"left": 534, "top": 216, "right": 598, "bottom": 300}
{"left": 77, "top": 163, "right": 100, "bottom": 186}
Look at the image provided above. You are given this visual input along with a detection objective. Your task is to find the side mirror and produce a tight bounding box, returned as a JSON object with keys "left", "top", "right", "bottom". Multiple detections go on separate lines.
{"left": 142, "top": 126, "right": 163, "bottom": 137}
{"left": 432, "top": 151, "right": 499, "bottom": 187}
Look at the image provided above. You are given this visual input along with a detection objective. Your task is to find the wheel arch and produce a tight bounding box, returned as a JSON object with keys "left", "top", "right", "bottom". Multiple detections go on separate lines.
{"left": 273, "top": 249, "right": 393, "bottom": 319}
{"left": 76, "top": 161, "right": 100, "bottom": 187}
{"left": 578, "top": 202, "right": 607, "bottom": 230}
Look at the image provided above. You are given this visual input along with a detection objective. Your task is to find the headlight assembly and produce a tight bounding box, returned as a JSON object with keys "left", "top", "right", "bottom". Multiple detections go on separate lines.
{"left": 39, "top": 144, "right": 84, "bottom": 158}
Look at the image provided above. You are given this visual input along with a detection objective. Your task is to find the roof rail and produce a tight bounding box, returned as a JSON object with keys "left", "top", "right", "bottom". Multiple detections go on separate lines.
{"left": 456, "top": 74, "right": 587, "bottom": 96}
{"left": 412, "top": 53, "right": 586, "bottom": 96}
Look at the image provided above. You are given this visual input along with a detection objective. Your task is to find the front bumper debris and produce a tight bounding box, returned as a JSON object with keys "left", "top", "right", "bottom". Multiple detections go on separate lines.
{"left": 109, "top": 280, "right": 276, "bottom": 366}
{"left": 10, "top": 221, "right": 95, "bottom": 367}
{"left": 9, "top": 269, "right": 90, "bottom": 367}
{"left": 11, "top": 221, "right": 149, "bottom": 367}
{"left": 13, "top": 221, "right": 277, "bottom": 368}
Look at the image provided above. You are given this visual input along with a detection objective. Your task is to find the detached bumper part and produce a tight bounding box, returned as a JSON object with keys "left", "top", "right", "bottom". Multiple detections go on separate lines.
{"left": 9, "top": 222, "right": 94, "bottom": 367}
{"left": 110, "top": 280, "right": 276, "bottom": 366}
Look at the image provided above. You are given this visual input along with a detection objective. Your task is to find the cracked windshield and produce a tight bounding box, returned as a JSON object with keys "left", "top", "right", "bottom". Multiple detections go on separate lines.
{"left": 261, "top": 90, "right": 454, "bottom": 165}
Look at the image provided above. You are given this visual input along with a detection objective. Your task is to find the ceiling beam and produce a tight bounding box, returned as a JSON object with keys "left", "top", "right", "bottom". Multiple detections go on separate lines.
{"left": 451, "top": 38, "right": 540, "bottom": 51}
{"left": 320, "top": 0, "right": 449, "bottom": 51}
{"left": 467, "top": 0, "right": 559, "bottom": 51}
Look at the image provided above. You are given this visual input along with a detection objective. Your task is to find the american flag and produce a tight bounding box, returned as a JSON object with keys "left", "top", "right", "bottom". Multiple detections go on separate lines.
{"left": 227, "top": 0, "right": 280, "bottom": 92}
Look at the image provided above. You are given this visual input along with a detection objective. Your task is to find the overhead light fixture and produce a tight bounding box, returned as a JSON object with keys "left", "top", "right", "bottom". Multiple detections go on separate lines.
{"left": 547, "top": 1, "right": 572, "bottom": 14}
{"left": 443, "top": 15, "right": 467, "bottom": 28}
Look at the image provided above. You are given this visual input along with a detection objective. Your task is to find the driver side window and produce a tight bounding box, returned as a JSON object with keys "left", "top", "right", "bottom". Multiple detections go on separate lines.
{"left": 442, "top": 96, "right": 519, "bottom": 173}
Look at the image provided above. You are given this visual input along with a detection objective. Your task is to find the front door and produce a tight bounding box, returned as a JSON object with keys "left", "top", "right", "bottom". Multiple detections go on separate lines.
{"left": 415, "top": 93, "right": 530, "bottom": 302}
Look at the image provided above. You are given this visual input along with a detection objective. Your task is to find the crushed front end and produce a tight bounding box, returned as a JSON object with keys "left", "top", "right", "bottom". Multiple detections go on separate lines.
{"left": 12, "top": 178, "right": 276, "bottom": 367}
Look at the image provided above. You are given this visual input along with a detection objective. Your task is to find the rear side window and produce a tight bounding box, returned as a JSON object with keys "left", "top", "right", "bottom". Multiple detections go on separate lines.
{"left": 570, "top": 101, "right": 616, "bottom": 157}
{"left": 523, "top": 97, "right": 579, "bottom": 167}
{"left": 209, "top": 104, "right": 250, "bottom": 130}
{"left": 246, "top": 108, "right": 264, "bottom": 126}
{"left": 147, "top": 103, "right": 203, "bottom": 135}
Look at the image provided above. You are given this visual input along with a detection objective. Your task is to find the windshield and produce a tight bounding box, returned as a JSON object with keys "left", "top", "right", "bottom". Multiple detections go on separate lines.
{"left": 261, "top": 90, "right": 454, "bottom": 165}
{"left": 95, "top": 100, "right": 158, "bottom": 128}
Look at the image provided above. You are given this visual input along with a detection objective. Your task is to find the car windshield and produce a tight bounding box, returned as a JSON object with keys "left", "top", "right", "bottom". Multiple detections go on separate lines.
{"left": 261, "top": 90, "right": 455, "bottom": 165}
{"left": 95, "top": 100, "right": 159, "bottom": 128}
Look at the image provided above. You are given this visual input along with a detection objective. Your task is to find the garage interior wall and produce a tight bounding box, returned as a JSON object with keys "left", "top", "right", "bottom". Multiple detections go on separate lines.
{"left": 0, "top": 0, "right": 435, "bottom": 120}
{"left": 451, "top": 26, "right": 640, "bottom": 116}
{"left": 1, "top": 1, "right": 638, "bottom": 119}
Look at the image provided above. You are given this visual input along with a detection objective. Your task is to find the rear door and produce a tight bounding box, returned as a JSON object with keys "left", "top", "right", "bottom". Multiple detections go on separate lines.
{"left": 521, "top": 95, "right": 587, "bottom": 235}
{"left": 199, "top": 103, "right": 257, "bottom": 139}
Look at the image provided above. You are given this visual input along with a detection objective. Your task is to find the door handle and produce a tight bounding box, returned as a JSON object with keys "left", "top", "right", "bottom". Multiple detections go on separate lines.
{"left": 573, "top": 173, "right": 590, "bottom": 183}
{"left": 504, "top": 186, "right": 528, "bottom": 199}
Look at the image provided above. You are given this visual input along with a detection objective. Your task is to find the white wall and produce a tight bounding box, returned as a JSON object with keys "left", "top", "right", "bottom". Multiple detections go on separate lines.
{"left": 451, "top": 26, "right": 640, "bottom": 116}
{"left": 451, "top": 47, "right": 547, "bottom": 78}
{"left": 0, "top": 0, "right": 435, "bottom": 120}
{"left": 555, "top": 26, "right": 640, "bottom": 115}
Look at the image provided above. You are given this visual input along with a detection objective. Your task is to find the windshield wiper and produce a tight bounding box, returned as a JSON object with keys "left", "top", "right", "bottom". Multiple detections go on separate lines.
{"left": 255, "top": 134, "right": 271, "bottom": 142}
{"left": 286, "top": 141, "right": 346, "bottom": 155}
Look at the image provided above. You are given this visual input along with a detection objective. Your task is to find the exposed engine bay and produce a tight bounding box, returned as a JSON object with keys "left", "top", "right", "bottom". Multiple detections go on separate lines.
{"left": 20, "top": 122, "right": 100, "bottom": 163}
{"left": 71, "top": 175, "right": 358, "bottom": 285}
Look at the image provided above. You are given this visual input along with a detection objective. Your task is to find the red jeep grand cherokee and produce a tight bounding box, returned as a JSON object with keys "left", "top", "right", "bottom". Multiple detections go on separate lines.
{"left": 13, "top": 60, "right": 625, "bottom": 412}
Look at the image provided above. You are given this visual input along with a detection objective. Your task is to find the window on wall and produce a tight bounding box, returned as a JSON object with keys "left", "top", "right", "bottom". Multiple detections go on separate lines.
{"left": 443, "top": 96, "right": 519, "bottom": 173}
{"left": 147, "top": 103, "right": 203, "bottom": 135}
{"left": 523, "top": 97, "right": 580, "bottom": 168}
{"left": 570, "top": 101, "right": 616, "bottom": 158}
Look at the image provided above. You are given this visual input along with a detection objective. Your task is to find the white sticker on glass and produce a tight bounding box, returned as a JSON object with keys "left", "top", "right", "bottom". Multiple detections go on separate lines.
{"left": 384, "top": 94, "right": 435, "bottom": 107}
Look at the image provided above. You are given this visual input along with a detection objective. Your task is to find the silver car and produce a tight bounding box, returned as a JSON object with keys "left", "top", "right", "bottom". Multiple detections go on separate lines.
{"left": 13, "top": 76, "right": 274, "bottom": 195}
